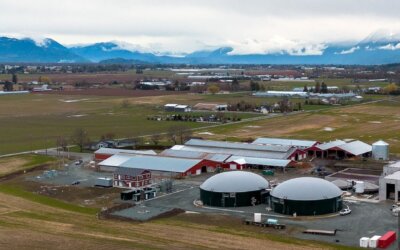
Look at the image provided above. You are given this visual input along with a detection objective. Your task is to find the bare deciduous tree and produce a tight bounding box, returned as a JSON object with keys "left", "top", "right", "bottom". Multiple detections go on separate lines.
{"left": 56, "top": 136, "right": 68, "bottom": 154}
{"left": 150, "top": 134, "right": 162, "bottom": 146}
{"left": 71, "top": 128, "right": 89, "bottom": 152}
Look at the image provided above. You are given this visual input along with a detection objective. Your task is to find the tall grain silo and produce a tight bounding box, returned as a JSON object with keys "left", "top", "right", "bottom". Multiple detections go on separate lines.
{"left": 372, "top": 140, "right": 389, "bottom": 160}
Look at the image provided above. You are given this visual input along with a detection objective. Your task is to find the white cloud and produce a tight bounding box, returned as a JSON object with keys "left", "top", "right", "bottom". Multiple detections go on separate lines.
{"left": 227, "top": 37, "right": 326, "bottom": 55}
{"left": 379, "top": 43, "right": 400, "bottom": 50}
{"left": 336, "top": 46, "right": 360, "bottom": 55}
{"left": 0, "top": 0, "right": 400, "bottom": 54}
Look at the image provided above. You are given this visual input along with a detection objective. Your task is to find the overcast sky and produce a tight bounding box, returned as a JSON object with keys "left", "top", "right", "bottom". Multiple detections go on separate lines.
{"left": 1, "top": 0, "right": 400, "bottom": 54}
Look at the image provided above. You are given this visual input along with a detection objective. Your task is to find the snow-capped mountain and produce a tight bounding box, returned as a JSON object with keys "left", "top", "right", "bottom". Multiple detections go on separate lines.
{"left": 0, "top": 37, "right": 87, "bottom": 63}
{"left": 1, "top": 32, "right": 400, "bottom": 64}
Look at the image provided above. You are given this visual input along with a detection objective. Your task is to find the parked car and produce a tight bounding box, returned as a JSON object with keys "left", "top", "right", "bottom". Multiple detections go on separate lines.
{"left": 339, "top": 208, "right": 351, "bottom": 216}
{"left": 71, "top": 180, "right": 80, "bottom": 185}
{"left": 74, "top": 160, "right": 83, "bottom": 165}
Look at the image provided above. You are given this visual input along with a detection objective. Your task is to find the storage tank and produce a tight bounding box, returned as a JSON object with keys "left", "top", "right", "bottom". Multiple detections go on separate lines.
{"left": 372, "top": 140, "right": 389, "bottom": 160}
{"left": 354, "top": 181, "right": 365, "bottom": 194}
{"left": 270, "top": 177, "right": 343, "bottom": 215}
{"left": 369, "top": 235, "right": 381, "bottom": 248}
{"left": 254, "top": 213, "right": 262, "bottom": 223}
{"left": 359, "top": 237, "right": 369, "bottom": 248}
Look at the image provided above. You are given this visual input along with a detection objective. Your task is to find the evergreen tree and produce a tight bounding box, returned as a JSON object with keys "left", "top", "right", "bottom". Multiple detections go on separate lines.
{"left": 11, "top": 74, "right": 18, "bottom": 84}
{"left": 321, "top": 82, "right": 328, "bottom": 93}
{"left": 314, "top": 82, "right": 321, "bottom": 93}
{"left": 231, "top": 78, "right": 239, "bottom": 91}
{"left": 250, "top": 81, "right": 260, "bottom": 91}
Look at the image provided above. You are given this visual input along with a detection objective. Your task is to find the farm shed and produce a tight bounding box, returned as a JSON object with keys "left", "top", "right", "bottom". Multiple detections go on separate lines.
{"left": 379, "top": 162, "right": 400, "bottom": 202}
{"left": 164, "top": 103, "right": 178, "bottom": 111}
{"left": 159, "top": 149, "right": 230, "bottom": 168}
{"left": 336, "top": 140, "right": 372, "bottom": 158}
{"left": 270, "top": 177, "right": 343, "bottom": 216}
{"left": 307, "top": 140, "right": 371, "bottom": 159}
{"left": 183, "top": 139, "right": 306, "bottom": 161}
{"left": 307, "top": 140, "right": 346, "bottom": 158}
{"left": 119, "top": 155, "right": 221, "bottom": 177}
{"left": 164, "top": 104, "right": 191, "bottom": 112}
{"left": 94, "top": 148, "right": 156, "bottom": 161}
{"left": 193, "top": 103, "right": 228, "bottom": 111}
{"left": 200, "top": 171, "right": 269, "bottom": 207}
{"left": 225, "top": 156, "right": 292, "bottom": 170}
{"left": 113, "top": 168, "right": 151, "bottom": 188}
{"left": 97, "top": 153, "right": 137, "bottom": 172}
{"left": 252, "top": 137, "right": 319, "bottom": 149}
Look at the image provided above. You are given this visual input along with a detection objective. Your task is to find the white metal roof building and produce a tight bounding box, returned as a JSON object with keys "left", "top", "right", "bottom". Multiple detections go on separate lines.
{"left": 172, "top": 144, "right": 297, "bottom": 160}
{"left": 270, "top": 177, "right": 343, "bottom": 215}
{"left": 225, "top": 156, "right": 291, "bottom": 168}
{"left": 186, "top": 139, "right": 292, "bottom": 152}
{"left": 159, "top": 149, "right": 231, "bottom": 162}
{"left": 379, "top": 166, "right": 400, "bottom": 202}
{"left": 337, "top": 140, "right": 372, "bottom": 156}
{"left": 98, "top": 153, "right": 134, "bottom": 167}
{"left": 200, "top": 171, "right": 269, "bottom": 207}
{"left": 181, "top": 139, "right": 305, "bottom": 161}
{"left": 307, "top": 139, "right": 372, "bottom": 159}
{"left": 315, "top": 140, "right": 347, "bottom": 151}
{"left": 252, "top": 137, "right": 318, "bottom": 149}
{"left": 94, "top": 148, "right": 156, "bottom": 156}
{"left": 120, "top": 155, "right": 203, "bottom": 174}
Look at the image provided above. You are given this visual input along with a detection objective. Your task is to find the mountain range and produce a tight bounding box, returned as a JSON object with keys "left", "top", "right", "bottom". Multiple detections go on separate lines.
{"left": 1, "top": 34, "right": 400, "bottom": 65}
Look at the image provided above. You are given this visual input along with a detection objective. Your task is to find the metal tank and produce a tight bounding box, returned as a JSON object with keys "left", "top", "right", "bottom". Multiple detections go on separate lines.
{"left": 372, "top": 140, "right": 389, "bottom": 160}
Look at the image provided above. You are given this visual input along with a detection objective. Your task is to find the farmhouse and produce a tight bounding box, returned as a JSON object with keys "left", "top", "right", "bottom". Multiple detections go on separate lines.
{"left": 114, "top": 168, "right": 151, "bottom": 188}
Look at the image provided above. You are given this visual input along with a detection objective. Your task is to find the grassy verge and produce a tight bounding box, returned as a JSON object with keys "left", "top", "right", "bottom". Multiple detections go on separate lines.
{"left": 0, "top": 154, "right": 57, "bottom": 177}
{"left": 156, "top": 215, "right": 361, "bottom": 250}
{"left": 0, "top": 184, "right": 98, "bottom": 215}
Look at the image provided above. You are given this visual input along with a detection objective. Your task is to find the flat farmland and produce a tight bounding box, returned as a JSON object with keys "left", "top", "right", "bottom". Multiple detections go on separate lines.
{"left": 0, "top": 91, "right": 397, "bottom": 155}
{"left": 38, "top": 88, "right": 189, "bottom": 97}
{"left": 0, "top": 70, "right": 181, "bottom": 84}
{"left": 0, "top": 93, "right": 208, "bottom": 154}
{"left": 0, "top": 92, "right": 263, "bottom": 154}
